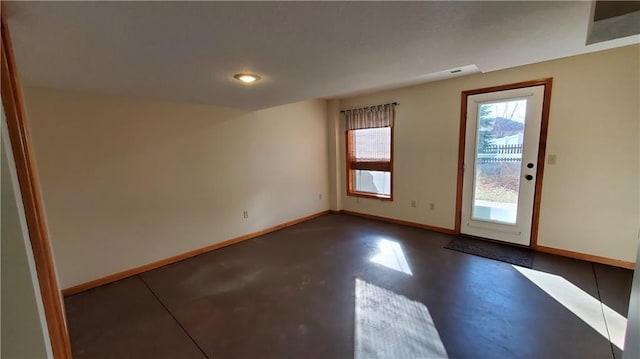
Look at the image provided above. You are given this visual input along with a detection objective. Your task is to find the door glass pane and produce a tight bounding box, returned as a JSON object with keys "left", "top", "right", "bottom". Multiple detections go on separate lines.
{"left": 472, "top": 99, "right": 527, "bottom": 224}
{"left": 354, "top": 170, "right": 391, "bottom": 197}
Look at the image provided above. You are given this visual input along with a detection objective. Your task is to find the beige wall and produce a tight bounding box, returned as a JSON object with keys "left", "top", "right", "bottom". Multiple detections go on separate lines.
{"left": 327, "top": 99, "right": 342, "bottom": 211}
{"left": 1, "top": 105, "right": 53, "bottom": 358}
{"left": 21, "top": 45, "right": 640, "bottom": 290}
{"left": 334, "top": 45, "right": 640, "bottom": 263}
{"left": 24, "top": 88, "right": 330, "bottom": 288}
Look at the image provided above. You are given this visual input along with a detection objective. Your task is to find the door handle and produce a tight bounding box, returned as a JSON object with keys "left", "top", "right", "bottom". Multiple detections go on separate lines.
{"left": 525, "top": 174, "right": 534, "bottom": 181}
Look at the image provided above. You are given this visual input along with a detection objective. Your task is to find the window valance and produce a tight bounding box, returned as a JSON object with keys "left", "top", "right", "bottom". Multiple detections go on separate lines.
{"left": 343, "top": 102, "right": 397, "bottom": 131}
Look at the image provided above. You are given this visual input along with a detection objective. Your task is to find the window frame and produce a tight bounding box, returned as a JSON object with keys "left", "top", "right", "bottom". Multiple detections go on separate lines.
{"left": 346, "top": 126, "right": 394, "bottom": 201}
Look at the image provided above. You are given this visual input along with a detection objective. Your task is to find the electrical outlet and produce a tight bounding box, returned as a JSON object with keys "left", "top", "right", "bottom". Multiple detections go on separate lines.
{"left": 411, "top": 200, "right": 417, "bottom": 208}
{"left": 429, "top": 203, "right": 435, "bottom": 210}
{"left": 243, "top": 210, "right": 249, "bottom": 219}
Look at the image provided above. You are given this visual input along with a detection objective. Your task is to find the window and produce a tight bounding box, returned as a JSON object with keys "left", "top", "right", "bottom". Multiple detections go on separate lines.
{"left": 344, "top": 103, "right": 395, "bottom": 200}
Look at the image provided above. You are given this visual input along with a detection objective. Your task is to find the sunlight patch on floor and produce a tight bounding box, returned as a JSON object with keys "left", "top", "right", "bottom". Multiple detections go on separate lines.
{"left": 369, "top": 239, "right": 413, "bottom": 275}
{"left": 354, "top": 278, "right": 447, "bottom": 358}
{"left": 513, "top": 265, "right": 627, "bottom": 349}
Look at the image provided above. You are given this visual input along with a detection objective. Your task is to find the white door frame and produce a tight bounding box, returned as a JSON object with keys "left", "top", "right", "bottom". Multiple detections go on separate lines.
{"left": 455, "top": 79, "right": 553, "bottom": 247}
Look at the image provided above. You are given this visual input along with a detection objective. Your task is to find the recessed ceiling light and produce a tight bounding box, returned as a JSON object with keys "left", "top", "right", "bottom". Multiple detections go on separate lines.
{"left": 233, "top": 73, "right": 261, "bottom": 83}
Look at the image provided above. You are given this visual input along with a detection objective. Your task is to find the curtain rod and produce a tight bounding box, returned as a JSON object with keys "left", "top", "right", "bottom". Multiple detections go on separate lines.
{"left": 340, "top": 102, "right": 398, "bottom": 113}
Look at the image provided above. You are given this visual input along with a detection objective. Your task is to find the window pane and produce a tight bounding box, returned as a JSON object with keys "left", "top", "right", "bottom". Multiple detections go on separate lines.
{"left": 354, "top": 170, "right": 391, "bottom": 197}
{"left": 352, "top": 127, "right": 391, "bottom": 162}
{"left": 472, "top": 100, "right": 526, "bottom": 224}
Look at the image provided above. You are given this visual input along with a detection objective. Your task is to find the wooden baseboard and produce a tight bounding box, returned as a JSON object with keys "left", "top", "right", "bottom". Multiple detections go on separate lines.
{"left": 536, "top": 245, "right": 635, "bottom": 269}
{"left": 339, "top": 209, "right": 456, "bottom": 235}
{"left": 337, "top": 210, "right": 635, "bottom": 269}
{"left": 62, "top": 210, "right": 330, "bottom": 296}
{"left": 63, "top": 208, "right": 635, "bottom": 296}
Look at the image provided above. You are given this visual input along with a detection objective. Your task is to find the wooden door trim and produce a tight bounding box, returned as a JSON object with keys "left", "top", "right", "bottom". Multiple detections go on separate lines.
{"left": 1, "top": 16, "right": 73, "bottom": 358}
{"left": 455, "top": 78, "right": 553, "bottom": 248}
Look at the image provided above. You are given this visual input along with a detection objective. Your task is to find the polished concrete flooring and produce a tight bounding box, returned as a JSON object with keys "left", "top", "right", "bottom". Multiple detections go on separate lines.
{"left": 64, "top": 214, "right": 634, "bottom": 358}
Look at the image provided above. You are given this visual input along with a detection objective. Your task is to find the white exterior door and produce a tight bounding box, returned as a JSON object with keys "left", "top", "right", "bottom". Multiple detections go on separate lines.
{"left": 461, "top": 85, "right": 545, "bottom": 246}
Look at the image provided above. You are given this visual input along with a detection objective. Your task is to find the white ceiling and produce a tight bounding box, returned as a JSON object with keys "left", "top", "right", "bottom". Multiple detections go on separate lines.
{"left": 5, "top": 1, "right": 639, "bottom": 110}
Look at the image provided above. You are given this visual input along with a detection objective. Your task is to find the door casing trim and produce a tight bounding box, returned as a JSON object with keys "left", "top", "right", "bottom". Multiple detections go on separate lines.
{"left": 455, "top": 78, "right": 553, "bottom": 249}
{"left": 1, "top": 16, "right": 73, "bottom": 358}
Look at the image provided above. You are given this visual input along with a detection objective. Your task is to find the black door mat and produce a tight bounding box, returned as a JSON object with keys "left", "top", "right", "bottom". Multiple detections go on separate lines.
{"left": 444, "top": 237, "right": 533, "bottom": 268}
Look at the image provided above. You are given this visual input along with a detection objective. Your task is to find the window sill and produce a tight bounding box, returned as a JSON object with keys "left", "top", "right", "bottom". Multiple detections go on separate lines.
{"left": 347, "top": 191, "right": 393, "bottom": 201}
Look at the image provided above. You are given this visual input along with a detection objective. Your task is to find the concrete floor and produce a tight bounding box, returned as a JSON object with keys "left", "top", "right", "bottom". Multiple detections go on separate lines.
{"left": 64, "top": 214, "right": 634, "bottom": 358}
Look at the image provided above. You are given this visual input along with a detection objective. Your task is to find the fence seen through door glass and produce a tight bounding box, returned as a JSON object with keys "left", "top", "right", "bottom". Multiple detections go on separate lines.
{"left": 472, "top": 99, "right": 527, "bottom": 224}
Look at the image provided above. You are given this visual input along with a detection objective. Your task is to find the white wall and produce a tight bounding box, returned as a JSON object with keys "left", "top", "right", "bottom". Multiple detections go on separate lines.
{"left": 23, "top": 88, "right": 330, "bottom": 289}
{"left": 623, "top": 242, "right": 640, "bottom": 358}
{"left": 1, "top": 104, "right": 53, "bottom": 358}
{"left": 627, "top": 54, "right": 640, "bottom": 357}
{"left": 333, "top": 45, "right": 640, "bottom": 263}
